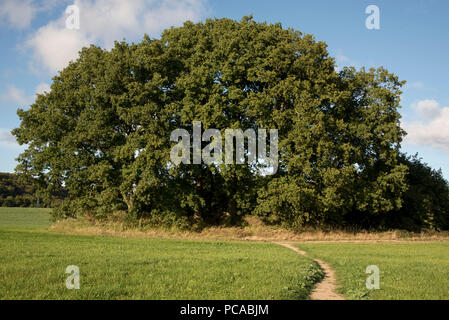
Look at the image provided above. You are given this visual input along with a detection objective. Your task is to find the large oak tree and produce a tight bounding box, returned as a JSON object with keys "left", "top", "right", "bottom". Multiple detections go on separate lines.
{"left": 13, "top": 17, "right": 409, "bottom": 227}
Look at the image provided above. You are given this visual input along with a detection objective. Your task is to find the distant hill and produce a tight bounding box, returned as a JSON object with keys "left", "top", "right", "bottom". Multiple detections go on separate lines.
{"left": 0, "top": 172, "right": 65, "bottom": 207}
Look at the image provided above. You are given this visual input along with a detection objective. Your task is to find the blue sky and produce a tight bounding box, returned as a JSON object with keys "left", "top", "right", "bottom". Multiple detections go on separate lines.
{"left": 1, "top": 0, "right": 449, "bottom": 179}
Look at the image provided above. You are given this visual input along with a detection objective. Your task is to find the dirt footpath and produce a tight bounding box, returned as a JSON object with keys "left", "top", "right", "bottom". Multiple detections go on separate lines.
{"left": 275, "top": 242, "right": 345, "bottom": 300}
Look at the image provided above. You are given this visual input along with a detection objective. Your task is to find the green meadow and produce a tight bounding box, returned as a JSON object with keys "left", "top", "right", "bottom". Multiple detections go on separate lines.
{"left": 0, "top": 208, "right": 322, "bottom": 300}
{"left": 1, "top": 207, "right": 449, "bottom": 300}
{"left": 298, "top": 242, "right": 449, "bottom": 300}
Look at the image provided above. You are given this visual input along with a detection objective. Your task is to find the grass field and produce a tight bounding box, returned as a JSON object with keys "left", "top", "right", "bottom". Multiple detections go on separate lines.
{"left": 0, "top": 207, "right": 52, "bottom": 229}
{"left": 298, "top": 242, "right": 449, "bottom": 300}
{"left": 2, "top": 207, "right": 449, "bottom": 300}
{"left": 0, "top": 208, "right": 323, "bottom": 300}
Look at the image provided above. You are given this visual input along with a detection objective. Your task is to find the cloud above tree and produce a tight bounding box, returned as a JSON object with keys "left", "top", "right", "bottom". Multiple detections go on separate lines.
{"left": 403, "top": 99, "right": 449, "bottom": 153}
{"left": 25, "top": 0, "right": 207, "bottom": 73}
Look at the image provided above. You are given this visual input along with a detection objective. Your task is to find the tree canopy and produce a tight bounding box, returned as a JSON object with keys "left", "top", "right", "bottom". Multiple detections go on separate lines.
{"left": 14, "top": 16, "right": 447, "bottom": 230}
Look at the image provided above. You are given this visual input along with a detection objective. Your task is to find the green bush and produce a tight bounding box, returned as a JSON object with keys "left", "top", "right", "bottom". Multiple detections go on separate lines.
{"left": 389, "top": 154, "right": 449, "bottom": 231}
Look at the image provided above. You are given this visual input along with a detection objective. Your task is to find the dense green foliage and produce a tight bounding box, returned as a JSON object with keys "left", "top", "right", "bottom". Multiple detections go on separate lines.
{"left": 0, "top": 172, "right": 64, "bottom": 208}
{"left": 339, "top": 153, "right": 449, "bottom": 231}
{"left": 391, "top": 154, "right": 449, "bottom": 231}
{"left": 0, "top": 172, "right": 36, "bottom": 207}
{"left": 298, "top": 242, "right": 449, "bottom": 300}
{"left": 12, "top": 16, "right": 447, "bottom": 229}
{"left": 0, "top": 208, "right": 322, "bottom": 300}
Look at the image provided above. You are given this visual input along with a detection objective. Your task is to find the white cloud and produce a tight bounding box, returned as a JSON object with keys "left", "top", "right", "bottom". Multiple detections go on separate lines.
{"left": 0, "top": 83, "right": 50, "bottom": 108}
{"left": 0, "top": 85, "right": 33, "bottom": 106}
{"left": 26, "top": 0, "right": 207, "bottom": 73}
{"left": 35, "top": 82, "right": 51, "bottom": 95}
{"left": 334, "top": 49, "right": 360, "bottom": 72}
{"left": 403, "top": 100, "right": 449, "bottom": 154}
{"left": 0, "top": 0, "right": 37, "bottom": 29}
{"left": 0, "top": 128, "right": 22, "bottom": 149}
{"left": 412, "top": 99, "right": 441, "bottom": 120}
{"left": 406, "top": 81, "right": 424, "bottom": 89}
{"left": 26, "top": 22, "right": 90, "bottom": 74}
{"left": 336, "top": 53, "right": 350, "bottom": 64}
{"left": 0, "top": 1, "right": 74, "bottom": 29}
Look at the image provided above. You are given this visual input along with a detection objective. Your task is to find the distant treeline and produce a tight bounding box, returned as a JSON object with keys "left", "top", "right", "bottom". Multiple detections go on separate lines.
{"left": 0, "top": 172, "right": 65, "bottom": 207}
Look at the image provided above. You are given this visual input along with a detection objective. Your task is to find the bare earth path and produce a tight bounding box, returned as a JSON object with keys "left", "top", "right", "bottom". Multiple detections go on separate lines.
{"left": 274, "top": 242, "right": 345, "bottom": 300}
